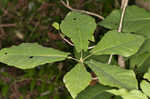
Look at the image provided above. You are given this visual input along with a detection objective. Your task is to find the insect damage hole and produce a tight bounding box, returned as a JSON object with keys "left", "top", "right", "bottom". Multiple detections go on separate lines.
{"left": 4, "top": 52, "right": 8, "bottom": 55}
{"left": 114, "top": 23, "right": 118, "bottom": 25}
{"left": 29, "top": 56, "right": 33, "bottom": 59}
{"left": 73, "top": 18, "right": 77, "bottom": 20}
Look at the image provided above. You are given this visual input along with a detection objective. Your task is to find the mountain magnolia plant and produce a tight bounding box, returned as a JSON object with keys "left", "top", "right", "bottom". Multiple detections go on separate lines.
{"left": 0, "top": 5, "right": 150, "bottom": 99}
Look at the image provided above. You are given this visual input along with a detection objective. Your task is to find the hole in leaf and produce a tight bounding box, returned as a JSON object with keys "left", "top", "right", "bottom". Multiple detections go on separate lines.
{"left": 4, "top": 52, "right": 8, "bottom": 55}
{"left": 114, "top": 23, "right": 118, "bottom": 25}
{"left": 73, "top": 18, "right": 77, "bottom": 20}
{"left": 29, "top": 56, "right": 33, "bottom": 59}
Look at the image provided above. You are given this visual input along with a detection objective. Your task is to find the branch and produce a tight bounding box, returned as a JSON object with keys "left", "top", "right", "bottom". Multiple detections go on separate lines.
{"left": 118, "top": 0, "right": 129, "bottom": 68}
{"left": 88, "top": 46, "right": 95, "bottom": 49}
{"left": 108, "top": 54, "right": 113, "bottom": 64}
{"left": 118, "top": 0, "right": 128, "bottom": 32}
{"left": 61, "top": 0, "right": 104, "bottom": 20}
{"left": 107, "top": 0, "right": 128, "bottom": 66}
{"left": 60, "top": 33, "right": 74, "bottom": 46}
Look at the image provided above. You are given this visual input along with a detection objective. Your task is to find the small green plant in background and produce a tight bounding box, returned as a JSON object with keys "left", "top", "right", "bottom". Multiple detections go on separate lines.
{"left": 0, "top": 4, "right": 150, "bottom": 99}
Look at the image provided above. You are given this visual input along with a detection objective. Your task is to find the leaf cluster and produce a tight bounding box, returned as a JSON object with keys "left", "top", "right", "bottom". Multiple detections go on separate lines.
{"left": 0, "top": 5, "right": 150, "bottom": 99}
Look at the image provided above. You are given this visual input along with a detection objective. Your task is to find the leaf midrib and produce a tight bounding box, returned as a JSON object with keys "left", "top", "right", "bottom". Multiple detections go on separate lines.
{"left": 124, "top": 18, "right": 150, "bottom": 22}
{"left": 1, "top": 54, "right": 68, "bottom": 57}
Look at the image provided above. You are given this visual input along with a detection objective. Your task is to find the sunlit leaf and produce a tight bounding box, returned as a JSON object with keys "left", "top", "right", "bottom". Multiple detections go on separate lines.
{"left": 107, "top": 89, "right": 148, "bottom": 99}
{"left": 90, "top": 30, "right": 145, "bottom": 57}
{"left": 0, "top": 43, "right": 69, "bottom": 69}
{"left": 60, "top": 11, "right": 96, "bottom": 52}
{"left": 140, "top": 80, "right": 150, "bottom": 97}
{"left": 144, "top": 68, "right": 150, "bottom": 81}
{"left": 52, "top": 22, "right": 60, "bottom": 30}
{"left": 99, "top": 6, "right": 150, "bottom": 37}
{"left": 63, "top": 63, "right": 92, "bottom": 98}
{"left": 130, "top": 52, "right": 150, "bottom": 73}
{"left": 76, "top": 84, "right": 113, "bottom": 99}
{"left": 86, "top": 60, "right": 138, "bottom": 90}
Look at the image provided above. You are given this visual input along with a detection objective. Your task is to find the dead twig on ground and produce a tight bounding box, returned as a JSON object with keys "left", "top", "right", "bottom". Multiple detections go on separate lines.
{"left": 0, "top": 24, "right": 16, "bottom": 28}
{"left": 61, "top": 0, "right": 104, "bottom": 20}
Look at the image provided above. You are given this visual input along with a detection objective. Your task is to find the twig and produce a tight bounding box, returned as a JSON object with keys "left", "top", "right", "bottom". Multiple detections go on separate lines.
{"left": 88, "top": 46, "right": 95, "bottom": 49}
{"left": 62, "top": 37, "right": 74, "bottom": 46}
{"left": 60, "top": 34, "right": 74, "bottom": 46}
{"left": 107, "top": 0, "right": 128, "bottom": 66}
{"left": 60, "top": 34, "right": 96, "bottom": 49}
{"left": 40, "top": 91, "right": 50, "bottom": 96}
{"left": 118, "top": 0, "right": 128, "bottom": 32}
{"left": 121, "top": 0, "right": 129, "bottom": 10}
{"left": 67, "top": 56, "right": 80, "bottom": 62}
{"left": 118, "top": 0, "right": 129, "bottom": 68}
{"left": 108, "top": 54, "right": 113, "bottom": 64}
{"left": 61, "top": 0, "right": 104, "bottom": 20}
{"left": 92, "top": 77, "right": 98, "bottom": 80}
{"left": 0, "top": 24, "right": 16, "bottom": 28}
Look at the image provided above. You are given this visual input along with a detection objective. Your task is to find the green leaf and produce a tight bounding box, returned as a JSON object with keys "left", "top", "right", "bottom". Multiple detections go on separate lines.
{"left": 107, "top": 89, "right": 148, "bottom": 99}
{"left": 0, "top": 43, "right": 69, "bottom": 69}
{"left": 76, "top": 84, "right": 113, "bottom": 99}
{"left": 144, "top": 68, "right": 150, "bottom": 81}
{"left": 130, "top": 52, "right": 150, "bottom": 73}
{"left": 93, "top": 92, "right": 113, "bottom": 99}
{"left": 135, "top": 38, "right": 150, "bottom": 55}
{"left": 86, "top": 60, "right": 138, "bottom": 90}
{"left": 63, "top": 63, "right": 92, "bottom": 99}
{"left": 60, "top": 11, "right": 96, "bottom": 52}
{"left": 90, "top": 30, "right": 145, "bottom": 57}
{"left": 140, "top": 80, "right": 150, "bottom": 97}
{"left": 99, "top": 5, "right": 150, "bottom": 55}
{"left": 52, "top": 22, "right": 60, "bottom": 30}
{"left": 99, "top": 6, "right": 150, "bottom": 37}
{"left": 130, "top": 53, "right": 150, "bottom": 68}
